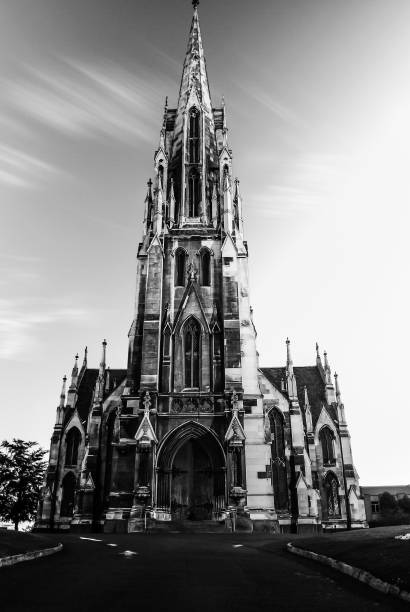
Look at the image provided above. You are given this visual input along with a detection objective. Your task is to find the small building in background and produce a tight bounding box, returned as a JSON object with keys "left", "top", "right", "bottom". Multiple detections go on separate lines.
{"left": 361, "top": 485, "right": 410, "bottom": 525}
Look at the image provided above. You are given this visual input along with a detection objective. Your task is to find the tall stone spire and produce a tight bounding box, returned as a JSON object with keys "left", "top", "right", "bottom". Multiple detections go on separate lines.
{"left": 323, "top": 350, "right": 332, "bottom": 384}
{"left": 99, "top": 339, "right": 107, "bottom": 373}
{"left": 82, "top": 346, "right": 88, "bottom": 370}
{"left": 286, "top": 337, "right": 293, "bottom": 373}
{"left": 285, "top": 338, "right": 298, "bottom": 399}
{"left": 303, "top": 385, "right": 313, "bottom": 434}
{"left": 55, "top": 375, "right": 67, "bottom": 428}
{"left": 323, "top": 350, "right": 336, "bottom": 402}
{"left": 316, "top": 342, "right": 322, "bottom": 368}
{"left": 59, "top": 375, "right": 67, "bottom": 409}
{"left": 69, "top": 353, "right": 79, "bottom": 391}
{"left": 334, "top": 371, "right": 341, "bottom": 400}
{"left": 176, "top": 0, "right": 211, "bottom": 114}
{"left": 93, "top": 339, "right": 107, "bottom": 407}
{"left": 334, "top": 372, "right": 347, "bottom": 425}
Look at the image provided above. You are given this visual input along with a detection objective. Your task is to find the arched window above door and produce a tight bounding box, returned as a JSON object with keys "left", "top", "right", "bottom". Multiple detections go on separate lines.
{"left": 183, "top": 317, "right": 201, "bottom": 389}
{"left": 200, "top": 249, "right": 211, "bottom": 286}
{"left": 320, "top": 427, "right": 335, "bottom": 465}
{"left": 65, "top": 428, "right": 81, "bottom": 467}
{"left": 175, "top": 248, "right": 187, "bottom": 286}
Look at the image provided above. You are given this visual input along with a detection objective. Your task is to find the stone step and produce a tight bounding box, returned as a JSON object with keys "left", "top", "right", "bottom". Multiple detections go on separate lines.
{"left": 147, "top": 519, "right": 231, "bottom": 534}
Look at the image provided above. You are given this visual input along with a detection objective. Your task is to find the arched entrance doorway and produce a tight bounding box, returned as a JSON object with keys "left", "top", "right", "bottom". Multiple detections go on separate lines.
{"left": 156, "top": 422, "right": 226, "bottom": 520}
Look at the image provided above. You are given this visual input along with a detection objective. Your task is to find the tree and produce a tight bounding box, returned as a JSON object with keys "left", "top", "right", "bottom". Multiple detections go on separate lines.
{"left": 0, "top": 439, "right": 47, "bottom": 531}
{"left": 379, "top": 491, "right": 399, "bottom": 516}
{"left": 398, "top": 495, "right": 410, "bottom": 514}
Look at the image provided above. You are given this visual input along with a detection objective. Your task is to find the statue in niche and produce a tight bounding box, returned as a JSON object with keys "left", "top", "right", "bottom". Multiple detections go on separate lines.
{"left": 171, "top": 398, "right": 183, "bottom": 413}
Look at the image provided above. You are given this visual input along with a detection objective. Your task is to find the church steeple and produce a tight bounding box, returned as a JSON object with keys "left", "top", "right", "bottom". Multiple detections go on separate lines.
{"left": 176, "top": 0, "right": 211, "bottom": 114}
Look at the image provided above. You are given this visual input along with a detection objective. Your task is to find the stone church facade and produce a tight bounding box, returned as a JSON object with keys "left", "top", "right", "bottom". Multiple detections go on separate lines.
{"left": 36, "top": 3, "right": 367, "bottom": 534}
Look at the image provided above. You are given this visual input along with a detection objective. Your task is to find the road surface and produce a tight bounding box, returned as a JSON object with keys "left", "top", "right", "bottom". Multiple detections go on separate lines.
{"left": 0, "top": 532, "right": 405, "bottom": 611}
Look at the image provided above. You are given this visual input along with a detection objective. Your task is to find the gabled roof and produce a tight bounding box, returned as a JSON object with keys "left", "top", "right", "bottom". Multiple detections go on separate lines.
{"left": 259, "top": 365, "right": 338, "bottom": 426}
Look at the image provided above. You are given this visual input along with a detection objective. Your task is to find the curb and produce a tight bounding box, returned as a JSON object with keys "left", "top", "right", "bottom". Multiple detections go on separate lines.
{"left": 287, "top": 542, "right": 410, "bottom": 604}
{"left": 0, "top": 542, "right": 63, "bottom": 568}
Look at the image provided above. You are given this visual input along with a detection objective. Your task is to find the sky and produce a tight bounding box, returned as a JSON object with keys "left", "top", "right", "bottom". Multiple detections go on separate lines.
{"left": 1, "top": 0, "right": 409, "bottom": 486}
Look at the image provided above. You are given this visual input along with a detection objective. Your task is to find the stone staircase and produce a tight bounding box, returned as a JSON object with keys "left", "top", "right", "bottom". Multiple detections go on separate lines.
{"left": 146, "top": 519, "right": 232, "bottom": 534}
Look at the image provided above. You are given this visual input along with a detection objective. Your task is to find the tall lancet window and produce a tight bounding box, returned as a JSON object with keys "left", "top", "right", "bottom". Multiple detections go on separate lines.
{"left": 183, "top": 318, "right": 200, "bottom": 388}
{"left": 188, "top": 107, "right": 200, "bottom": 163}
{"left": 270, "top": 409, "right": 288, "bottom": 510}
{"left": 175, "top": 248, "right": 186, "bottom": 286}
{"left": 188, "top": 170, "right": 200, "bottom": 217}
{"left": 324, "top": 472, "right": 341, "bottom": 517}
{"left": 200, "top": 249, "right": 211, "bottom": 286}
{"left": 158, "top": 163, "right": 164, "bottom": 189}
{"left": 320, "top": 427, "right": 335, "bottom": 465}
{"left": 65, "top": 428, "right": 81, "bottom": 466}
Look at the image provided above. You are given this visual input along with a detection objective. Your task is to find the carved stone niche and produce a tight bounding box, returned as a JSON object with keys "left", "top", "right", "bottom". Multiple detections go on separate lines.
{"left": 200, "top": 399, "right": 213, "bottom": 413}
{"left": 135, "top": 485, "right": 151, "bottom": 501}
{"left": 171, "top": 398, "right": 183, "bottom": 413}
{"left": 229, "top": 486, "right": 247, "bottom": 502}
{"left": 170, "top": 397, "right": 214, "bottom": 414}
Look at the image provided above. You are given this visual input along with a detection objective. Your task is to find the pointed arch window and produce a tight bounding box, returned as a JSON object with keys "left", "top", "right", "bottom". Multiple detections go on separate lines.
{"left": 188, "top": 107, "right": 200, "bottom": 163}
{"left": 320, "top": 427, "right": 335, "bottom": 465}
{"left": 184, "top": 318, "right": 201, "bottom": 389}
{"left": 163, "top": 327, "right": 171, "bottom": 358}
{"left": 232, "top": 448, "right": 243, "bottom": 487}
{"left": 138, "top": 450, "right": 150, "bottom": 487}
{"left": 175, "top": 249, "right": 186, "bottom": 286}
{"left": 60, "top": 472, "right": 76, "bottom": 517}
{"left": 212, "top": 324, "right": 222, "bottom": 357}
{"left": 158, "top": 163, "right": 164, "bottom": 189}
{"left": 324, "top": 472, "right": 341, "bottom": 517}
{"left": 188, "top": 170, "right": 200, "bottom": 217}
{"left": 270, "top": 409, "right": 288, "bottom": 510}
{"left": 200, "top": 250, "right": 211, "bottom": 286}
{"left": 65, "top": 428, "right": 81, "bottom": 466}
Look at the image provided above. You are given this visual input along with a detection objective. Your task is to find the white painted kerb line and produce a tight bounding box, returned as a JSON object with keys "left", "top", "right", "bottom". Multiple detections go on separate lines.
{"left": 79, "top": 537, "right": 102, "bottom": 542}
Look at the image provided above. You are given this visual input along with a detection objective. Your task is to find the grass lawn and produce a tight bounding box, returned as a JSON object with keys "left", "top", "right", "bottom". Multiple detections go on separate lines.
{"left": 0, "top": 530, "right": 57, "bottom": 558}
{"left": 292, "top": 524, "right": 410, "bottom": 592}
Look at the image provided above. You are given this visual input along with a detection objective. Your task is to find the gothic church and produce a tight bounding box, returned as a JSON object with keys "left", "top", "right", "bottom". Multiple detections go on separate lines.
{"left": 36, "top": 2, "right": 367, "bottom": 534}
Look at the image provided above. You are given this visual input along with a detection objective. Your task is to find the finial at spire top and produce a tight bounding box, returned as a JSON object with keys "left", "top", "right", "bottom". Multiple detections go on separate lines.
{"left": 59, "top": 375, "right": 67, "bottom": 408}
{"left": 286, "top": 337, "right": 293, "bottom": 370}
{"left": 192, "top": 0, "right": 200, "bottom": 9}
{"left": 82, "top": 346, "right": 88, "bottom": 368}
{"left": 334, "top": 372, "right": 341, "bottom": 398}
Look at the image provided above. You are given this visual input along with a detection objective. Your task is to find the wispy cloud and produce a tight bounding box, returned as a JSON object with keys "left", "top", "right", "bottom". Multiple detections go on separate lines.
{"left": 5, "top": 58, "right": 169, "bottom": 144}
{"left": 0, "top": 298, "right": 91, "bottom": 360}
{"left": 0, "top": 145, "right": 61, "bottom": 189}
{"left": 253, "top": 154, "right": 345, "bottom": 217}
{"left": 0, "top": 253, "right": 43, "bottom": 263}
{"left": 233, "top": 81, "right": 302, "bottom": 128}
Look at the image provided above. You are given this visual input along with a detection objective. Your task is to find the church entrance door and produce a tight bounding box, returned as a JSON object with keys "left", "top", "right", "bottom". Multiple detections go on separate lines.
{"left": 156, "top": 422, "right": 226, "bottom": 521}
{"left": 171, "top": 439, "right": 214, "bottom": 520}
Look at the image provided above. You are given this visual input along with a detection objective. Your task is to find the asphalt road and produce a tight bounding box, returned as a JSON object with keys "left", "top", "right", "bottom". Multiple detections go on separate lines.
{"left": 0, "top": 533, "right": 406, "bottom": 612}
